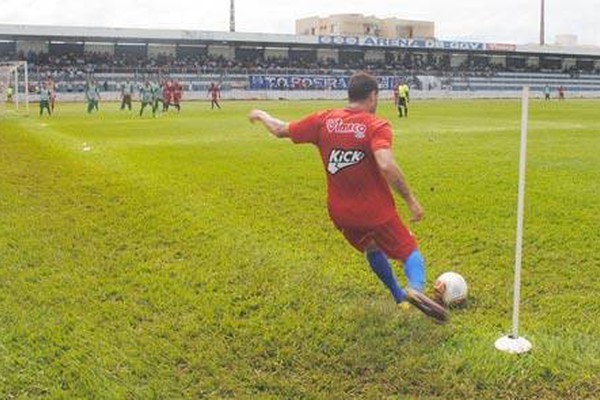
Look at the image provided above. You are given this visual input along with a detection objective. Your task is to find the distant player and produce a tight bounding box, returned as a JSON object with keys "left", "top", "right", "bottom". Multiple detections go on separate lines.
{"left": 38, "top": 81, "right": 52, "bottom": 116}
{"left": 172, "top": 80, "right": 183, "bottom": 112}
{"left": 49, "top": 80, "right": 57, "bottom": 113}
{"left": 396, "top": 82, "right": 409, "bottom": 118}
{"left": 85, "top": 80, "right": 100, "bottom": 113}
{"left": 558, "top": 85, "right": 566, "bottom": 101}
{"left": 162, "top": 80, "right": 173, "bottom": 112}
{"left": 139, "top": 81, "right": 156, "bottom": 117}
{"left": 543, "top": 84, "right": 551, "bottom": 101}
{"left": 248, "top": 72, "right": 448, "bottom": 324}
{"left": 5, "top": 85, "right": 13, "bottom": 103}
{"left": 208, "top": 82, "right": 221, "bottom": 110}
{"left": 121, "top": 79, "right": 135, "bottom": 111}
{"left": 151, "top": 81, "right": 163, "bottom": 114}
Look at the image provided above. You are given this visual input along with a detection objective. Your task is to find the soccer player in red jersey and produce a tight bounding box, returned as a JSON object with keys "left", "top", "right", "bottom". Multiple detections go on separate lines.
{"left": 208, "top": 82, "right": 222, "bottom": 110}
{"left": 162, "top": 80, "right": 173, "bottom": 112}
{"left": 172, "top": 80, "right": 183, "bottom": 112}
{"left": 249, "top": 72, "right": 448, "bottom": 323}
{"left": 48, "top": 79, "right": 57, "bottom": 113}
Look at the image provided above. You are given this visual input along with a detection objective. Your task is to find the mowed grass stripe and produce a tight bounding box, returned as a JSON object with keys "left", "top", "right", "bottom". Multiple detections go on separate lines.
{"left": 0, "top": 99, "right": 599, "bottom": 398}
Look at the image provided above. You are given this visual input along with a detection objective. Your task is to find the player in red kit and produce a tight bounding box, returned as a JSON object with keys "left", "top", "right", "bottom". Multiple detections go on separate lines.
{"left": 162, "top": 80, "right": 173, "bottom": 112}
{"left": 209, "top": 82, "right": 221, "bottom": 110}
{"left": 249, "top": 72, "right": 448, "bottom": 323}
{"left": 172, "top": 80, "right": 183, "bottom": 112}
{"left": 49, "top": 80, "right": 57, "bottom": 113}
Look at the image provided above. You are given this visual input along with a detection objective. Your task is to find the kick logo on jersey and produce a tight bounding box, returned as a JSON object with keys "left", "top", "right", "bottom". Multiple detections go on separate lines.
{"left": 327, "top": 149, "right": 366, "bottom": 174}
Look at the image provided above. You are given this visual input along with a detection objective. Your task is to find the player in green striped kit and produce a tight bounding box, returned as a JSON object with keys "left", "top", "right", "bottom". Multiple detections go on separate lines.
{"left": 151, "top": 81, "right": 163, "bottom": 115}
{"left": 38, "top": 81, "right": 52, "bottom": 116}
{"left": 85, "top": 80, "right": 101, "bottom": 113}
{"left": 139, "top": 81, "right": 156, "bottom": 117}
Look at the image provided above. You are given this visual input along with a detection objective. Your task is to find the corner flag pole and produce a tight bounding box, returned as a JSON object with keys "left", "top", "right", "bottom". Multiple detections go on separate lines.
{"left": 495, "top": 86, "right": 533, "bottom": 354}
{"left": 24, "top": 61, "right": 29, "bottom": 115}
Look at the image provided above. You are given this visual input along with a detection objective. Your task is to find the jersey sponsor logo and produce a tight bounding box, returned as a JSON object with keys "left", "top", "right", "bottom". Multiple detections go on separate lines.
{"left": 326, "top": 118, "right": 367, "bottom": 139}
{"left": 327, "top": 149, "right": 366, "bottom": 174}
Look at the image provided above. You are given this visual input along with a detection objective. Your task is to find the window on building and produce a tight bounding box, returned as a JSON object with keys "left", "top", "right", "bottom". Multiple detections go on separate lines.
{"left": 0, "top": 41, "right": 16, "bottom": 56}
{"left": 575, "top": 59, "right": 594, "bottom": 72}
{"left": 539, "top": 56, "right": 562, "bottom": 70}
{"left": 176, "top": 45, "right": 208, "bottom": 58}
{"left": 506, "top": 56, "right": 527, "bottom": 70}
{"left": 49, "top": 42, "right": 84, "bottom": 57}
{"left": 235, "top": 47, "right": 264, "bottom": 62}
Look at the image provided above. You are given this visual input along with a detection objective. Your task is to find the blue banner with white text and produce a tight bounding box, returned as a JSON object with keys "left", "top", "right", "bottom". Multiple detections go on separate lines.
{"left": 317, "top": 36, "right": 516, "bottom": 52}
{"left": 249, "top": 75, "right": 402, "bottom": 91}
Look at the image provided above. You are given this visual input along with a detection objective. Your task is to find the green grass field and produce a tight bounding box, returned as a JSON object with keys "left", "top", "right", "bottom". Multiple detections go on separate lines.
{"left": 1, "top": 98, "right": 599, "bottom": 399}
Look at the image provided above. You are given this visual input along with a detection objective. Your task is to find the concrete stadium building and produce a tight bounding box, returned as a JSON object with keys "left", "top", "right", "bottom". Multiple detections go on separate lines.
{"left": 296, "top": 14, "right": 435, "bottom": 39}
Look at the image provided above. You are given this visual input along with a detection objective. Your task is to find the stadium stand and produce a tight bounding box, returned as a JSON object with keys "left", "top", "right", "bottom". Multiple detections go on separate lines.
{"left": 1, "top": 24, "right": 599, "bottom": 98}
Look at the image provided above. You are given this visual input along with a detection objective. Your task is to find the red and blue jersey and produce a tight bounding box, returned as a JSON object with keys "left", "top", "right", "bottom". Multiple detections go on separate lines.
{"left": 289, "top": 108, "right": 396, "bottom": 228}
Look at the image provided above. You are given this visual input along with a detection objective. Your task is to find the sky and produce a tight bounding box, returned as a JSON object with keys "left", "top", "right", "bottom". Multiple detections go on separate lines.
{"left": 0, "top": 0, "right": 599, "bottom": 46}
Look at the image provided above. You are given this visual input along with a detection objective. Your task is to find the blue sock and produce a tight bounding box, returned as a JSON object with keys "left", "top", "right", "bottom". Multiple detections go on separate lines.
{"left": 404, "top": 250, "right": 426, "bottom": 292}
{"left": 367, "top": 251, "right": 406, "bottom": 303}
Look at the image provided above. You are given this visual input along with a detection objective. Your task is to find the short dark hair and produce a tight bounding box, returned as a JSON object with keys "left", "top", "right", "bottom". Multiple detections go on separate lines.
{"left": 348, "top": 72, "right": 379, "bottom": 102}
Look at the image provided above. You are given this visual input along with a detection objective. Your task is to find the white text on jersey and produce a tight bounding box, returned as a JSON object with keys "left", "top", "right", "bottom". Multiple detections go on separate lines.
{"left": 327, "top": 149, "right": 366, "bottom": 174}
{"left": 326, "top": 119, "right": 367, "bottom": 139}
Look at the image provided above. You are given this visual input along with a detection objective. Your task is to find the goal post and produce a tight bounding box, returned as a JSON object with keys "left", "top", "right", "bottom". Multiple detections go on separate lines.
{"left": 0, "top": 61, "right": 30, "bottom": 116}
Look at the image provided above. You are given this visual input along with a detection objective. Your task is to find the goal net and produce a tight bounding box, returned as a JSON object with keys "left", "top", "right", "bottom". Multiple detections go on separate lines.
{"left": 0, "top": 61, "right": 30, "bottom": 116}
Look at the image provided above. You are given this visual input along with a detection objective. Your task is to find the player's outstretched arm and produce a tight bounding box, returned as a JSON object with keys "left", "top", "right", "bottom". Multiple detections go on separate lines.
{"left": 248, "top": 109, "right": 290, "bottom": 138}
{"left": 374, "top": 148, "right": 424, "bottom": 222}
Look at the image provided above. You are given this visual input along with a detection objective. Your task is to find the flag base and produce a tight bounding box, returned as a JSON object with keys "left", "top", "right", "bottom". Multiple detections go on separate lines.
{"left": 495, "top": 335, "right": 532, "bottom": 354}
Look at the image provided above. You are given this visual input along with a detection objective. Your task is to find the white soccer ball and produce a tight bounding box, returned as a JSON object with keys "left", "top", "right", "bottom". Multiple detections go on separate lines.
{"left": 434, "top": 272, "right": 468, "bottom": 306}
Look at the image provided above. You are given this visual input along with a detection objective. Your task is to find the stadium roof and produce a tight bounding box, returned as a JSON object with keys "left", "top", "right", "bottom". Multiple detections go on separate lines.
{"left": 0, "top": 24, "right": 599, "bottom": 57}
{"left": 0, "top": 24, "right": 316, "bottom": 46}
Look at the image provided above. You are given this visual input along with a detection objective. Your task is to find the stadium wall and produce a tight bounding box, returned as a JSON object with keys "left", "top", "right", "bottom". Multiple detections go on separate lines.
{"left": 16, "top": 40, "right": 48, "bottom": 54}
{"left": 84, "top": 42, "right": 115, "bottom": 55}
{"left": 208, "top": 45, "right": 235, "bottom": 60}
{"left": 264, "top": 48, "right": 289, "bottom": 59}
{"left": 148, "top": 44, "right": 176, "bottom": 57}
{"left": 316, "top": 48, "right": 338, "bottom": 62}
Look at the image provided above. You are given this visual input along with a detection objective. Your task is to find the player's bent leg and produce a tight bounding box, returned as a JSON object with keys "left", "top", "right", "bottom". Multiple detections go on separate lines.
{"left": 337, "top": 225, "right": 406, "bottom": 304}
{"left": 404, "top": 250, "right": 425, "bottom": 292}
{"left": 366, "top": 248, "right": 407, "bottom": 304}
{"left": 405, "top": 289, "right": 449, "bottom": 324}
{"left": 371, "top": 216, "right": 448, "bottom": 323}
